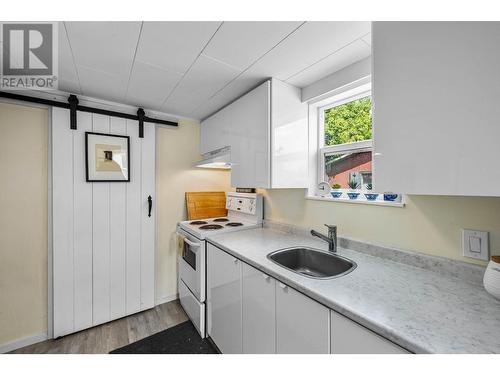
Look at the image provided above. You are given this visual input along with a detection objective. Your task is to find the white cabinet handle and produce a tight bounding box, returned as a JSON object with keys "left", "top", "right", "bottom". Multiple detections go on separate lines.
{"left": 262, "top": 273, "right": 270, "bottom": 281}
{"left": 279, "top": 282, "right": 287, "bottom": 290}
{"left": 233, "top": 258, "right": 238, "bottom": 264}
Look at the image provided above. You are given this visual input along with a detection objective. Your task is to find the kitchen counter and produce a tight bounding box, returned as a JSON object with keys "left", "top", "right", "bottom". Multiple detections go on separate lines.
{"left": 206, "top": 227, "right": 500, "bottom": 354}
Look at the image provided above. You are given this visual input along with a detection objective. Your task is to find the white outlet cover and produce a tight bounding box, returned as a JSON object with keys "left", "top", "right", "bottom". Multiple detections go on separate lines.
{"left": 462, "top": 229, "right": 489, "bottom": 261}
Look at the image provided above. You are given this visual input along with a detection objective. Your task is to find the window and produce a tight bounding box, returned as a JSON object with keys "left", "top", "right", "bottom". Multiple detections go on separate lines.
{"left": 319, "top": 90, "right": 373, "bottom": 189}
{"left": 314, "top": 84, "right": 402, "bottom": 205}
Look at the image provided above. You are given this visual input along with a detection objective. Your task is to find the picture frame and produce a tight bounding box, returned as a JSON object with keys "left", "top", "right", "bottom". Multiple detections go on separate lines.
{"left": 85, "top": 132, "right": 130, "bottom": 182}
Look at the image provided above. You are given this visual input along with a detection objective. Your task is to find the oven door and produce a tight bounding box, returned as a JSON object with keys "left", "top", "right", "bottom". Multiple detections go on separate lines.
{"left": 178, "top": 230, "right": 205, "bottom": 303}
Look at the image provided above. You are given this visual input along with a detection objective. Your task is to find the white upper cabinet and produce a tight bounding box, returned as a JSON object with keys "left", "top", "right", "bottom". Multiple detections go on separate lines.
{"left": 227, "top": 81, "right": 271, "bottom": 188}
{"left": 200, "top": 79, "right": 308, "bottom": 188}
{"left": 270, "top": 79, "right": 309, "bottom": 188}
{"left": 200, "top": 106, "right": 231, "bottom": 155}
{"left": 373, "top": 22, "right": 500, "bottom": 196}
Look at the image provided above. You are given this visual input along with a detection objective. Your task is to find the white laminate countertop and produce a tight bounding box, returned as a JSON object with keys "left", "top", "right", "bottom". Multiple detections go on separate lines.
{"left": 206, "top": 227, "right": 500, "bottom": 354}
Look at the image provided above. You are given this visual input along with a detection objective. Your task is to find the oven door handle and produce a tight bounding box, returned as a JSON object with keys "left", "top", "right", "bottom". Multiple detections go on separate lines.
{"left": 183, "top": 238, "right": 201, "bottom": 248}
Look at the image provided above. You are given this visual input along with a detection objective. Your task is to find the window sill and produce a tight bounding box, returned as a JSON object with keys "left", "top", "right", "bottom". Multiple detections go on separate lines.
{"left": 306, "top": 195, "right": 406, "bottom": 208}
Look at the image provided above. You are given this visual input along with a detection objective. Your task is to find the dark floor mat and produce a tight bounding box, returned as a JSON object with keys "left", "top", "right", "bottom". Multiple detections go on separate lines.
{"left": 110, "top": 321, "right": 219, "bottom": 354}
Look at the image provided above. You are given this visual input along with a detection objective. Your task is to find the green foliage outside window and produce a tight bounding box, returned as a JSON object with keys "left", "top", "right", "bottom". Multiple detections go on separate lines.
{"left": 324, "top": 97, "right": 372, "bottom": 146}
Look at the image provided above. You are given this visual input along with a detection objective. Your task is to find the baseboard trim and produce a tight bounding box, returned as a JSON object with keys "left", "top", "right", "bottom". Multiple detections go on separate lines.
{"left": 0, "top": 332, "right": 48, "bottom": 353}
{"left": 155, "top": 293, "right": 178, "bottom": 306}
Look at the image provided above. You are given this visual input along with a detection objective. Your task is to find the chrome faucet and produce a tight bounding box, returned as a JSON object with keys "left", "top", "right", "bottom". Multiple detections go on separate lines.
{"left": 311, "top": 224, "right": 337, "bottom": 253}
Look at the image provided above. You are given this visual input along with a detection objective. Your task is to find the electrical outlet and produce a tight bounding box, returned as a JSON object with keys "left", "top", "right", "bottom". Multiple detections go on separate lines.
{"left": 462, "top": 229, "right": 489, "bottom": 261}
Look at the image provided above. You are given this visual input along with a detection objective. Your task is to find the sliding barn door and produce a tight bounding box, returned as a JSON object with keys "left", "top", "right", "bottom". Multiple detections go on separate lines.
{"left": 52, "top": 107, "right": 155, "bottom": 337}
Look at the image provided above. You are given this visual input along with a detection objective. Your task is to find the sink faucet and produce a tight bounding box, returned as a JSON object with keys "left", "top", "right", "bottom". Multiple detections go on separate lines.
{"left": 311, "top": 224, "right": 337, "bottom": 253}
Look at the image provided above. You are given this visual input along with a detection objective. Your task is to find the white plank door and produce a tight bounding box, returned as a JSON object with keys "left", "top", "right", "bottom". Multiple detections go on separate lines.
{"left": 92, "top": 114, "right": 111, "bottom": 325}
{"left": 52, "top": 107, "right": 156, "bottom": 337}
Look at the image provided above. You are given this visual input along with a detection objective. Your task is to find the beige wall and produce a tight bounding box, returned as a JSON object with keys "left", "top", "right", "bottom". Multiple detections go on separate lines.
{"left": 0, "top": 102, "right": 48, "bottom": 347}
{"left": 262, "top": 189, "right": 500, "bottom": 265}
{"left": 156, "top": 120, "right": 231, "bottom": 303}
{"left": 0, "top": 102, "right": 230, "bottom": 349}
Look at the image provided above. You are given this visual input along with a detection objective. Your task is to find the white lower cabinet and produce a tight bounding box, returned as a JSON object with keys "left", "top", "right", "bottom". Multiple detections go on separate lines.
{"left": 242, "top": 263, "right": 276, "bottom": 353}
{"left": 330, "top": 310, "right": 409, "bottom": 354}
{"left": 276, "top": 282, "right": 330, "bottom": 354}
{"left": 207, "top": 244, "right": 409, "bottom": 354}
{"left": 207, "top": 243, "right": 242, "bottom": 354}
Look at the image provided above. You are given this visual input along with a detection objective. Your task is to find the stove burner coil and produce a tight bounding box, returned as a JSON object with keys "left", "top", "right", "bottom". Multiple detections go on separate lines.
{"left": 226, "top": 222, "right": 244, "bottom": 227}
{"left": 190, "top": 220, "right": 208, "bottom": 225}
{"left": 213, "top": 218, "right": 229, "bottom": 222}
{"left": 199, "top": 224, "right": 224, "bottom": 230}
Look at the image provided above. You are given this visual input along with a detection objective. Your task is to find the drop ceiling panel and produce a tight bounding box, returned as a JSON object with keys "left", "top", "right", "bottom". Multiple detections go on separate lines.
{"left": 77, "top": 65, "right": 129, "bottom": 103}
{"left": 162, "top": 89, "right": 209, "bottom": 117}
{"left": 162, "top": 54, "right": 241, "bottom": 115}
{"left": 286, "top": 39, "right": 371, "bottom": 87}
{"left": 65, "top": 22, "right": 141, "bottom": 78}
{"left": 202, "top": 21, "right": 303, "bottom": 71}
{"left": 58, "top": 24, "right": 81, "bottom": 94}
{"left": 190, "top": 75, "right": 265, "bottom": 119}
{"left": 125, "top": 61, "right": 183, "bottom": 110}
{"left": 135, "top": 21, "right": 221, "bottom": 74}
{"left": 56, "top": 21, "right": 373, "bottom": 119}
{"left": 362, "top": 33, "right": 371, "bottom": 46}
{"left": 247, "top": 21, "right": 370, "bottom": 83}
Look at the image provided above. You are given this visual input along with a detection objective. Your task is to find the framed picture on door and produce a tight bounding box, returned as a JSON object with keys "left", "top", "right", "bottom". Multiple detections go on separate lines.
{"left": 85, "top": 132, "right": 130, "bottom": 182}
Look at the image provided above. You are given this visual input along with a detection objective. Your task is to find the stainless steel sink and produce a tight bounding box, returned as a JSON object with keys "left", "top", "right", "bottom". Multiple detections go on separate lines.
{"left": 267, "top": 247, "right": 356, "bottom": 279}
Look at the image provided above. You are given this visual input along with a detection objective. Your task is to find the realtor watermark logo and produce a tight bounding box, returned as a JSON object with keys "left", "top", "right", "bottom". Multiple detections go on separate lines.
{"left": 0, "top": 22, "right": 58, "bottom": 90}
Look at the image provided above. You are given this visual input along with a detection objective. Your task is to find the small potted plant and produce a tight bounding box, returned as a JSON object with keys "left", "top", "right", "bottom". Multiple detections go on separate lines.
{"left": 383, "top": 192, "right": 399, "bottom": 201}
{"left": 330, "top": 183, "right": 342, "bottom": 198}
{"left": 346, "top": 177, "right": 360, "bottom": 199}
{"left": 364, "top": 183, "right": 379, "bottom": 201}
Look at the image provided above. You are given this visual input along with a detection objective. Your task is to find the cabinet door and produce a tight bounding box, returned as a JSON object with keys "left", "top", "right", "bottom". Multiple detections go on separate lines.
{"left": 229, "top": 81, "right": 271, "bottom": 188}
{"left": 206, "top": 243, "right": 242, "bottom": 353}
{"left": 373, "top": 22, "right": 500, "bottom": 196}
{"left": 270, "top": 78, "right": 308, "bottom": 188}
{"left": 241, "top": 263, "right": 276, "bottom": 353}
{"left": 200, "top": 109, "right": 230, "bottom": 155}
{"left": 330, "top": 310, "right": 409, "bottom": 354}
{"left": 276, "top": 282, "right": 330, "bottom": 353}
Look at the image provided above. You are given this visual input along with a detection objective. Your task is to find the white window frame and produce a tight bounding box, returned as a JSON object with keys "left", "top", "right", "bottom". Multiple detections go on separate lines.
{"left": 306, "top": 81, "right": 404, "bottom": 207}
{"left": 317, "top": 89, "right": 373, "bottom": 188}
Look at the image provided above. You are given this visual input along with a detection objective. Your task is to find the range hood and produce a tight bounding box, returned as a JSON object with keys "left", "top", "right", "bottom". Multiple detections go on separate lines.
{"left": 195, "top": 146, "right": 231, "bottom": 169}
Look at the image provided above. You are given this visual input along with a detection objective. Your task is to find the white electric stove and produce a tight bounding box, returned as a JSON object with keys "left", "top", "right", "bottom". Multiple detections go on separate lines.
{"left": 176, "top": 192, "right": 263, "bottom": 337}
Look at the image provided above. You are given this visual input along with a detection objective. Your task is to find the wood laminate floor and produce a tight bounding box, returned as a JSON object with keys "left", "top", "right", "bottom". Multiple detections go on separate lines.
{"left": 10, "top": 300, "right": 188, "bottom": 354}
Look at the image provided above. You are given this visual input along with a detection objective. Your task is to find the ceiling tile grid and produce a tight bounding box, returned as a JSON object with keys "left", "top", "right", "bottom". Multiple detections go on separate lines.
{"left": 58, "top": 21, "right": 372, "bottom": 119}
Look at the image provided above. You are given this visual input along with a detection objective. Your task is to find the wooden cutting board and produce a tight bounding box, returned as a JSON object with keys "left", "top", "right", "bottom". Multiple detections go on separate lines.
{"left": 186, "top": 192, "right": 227, "bottom": 220}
